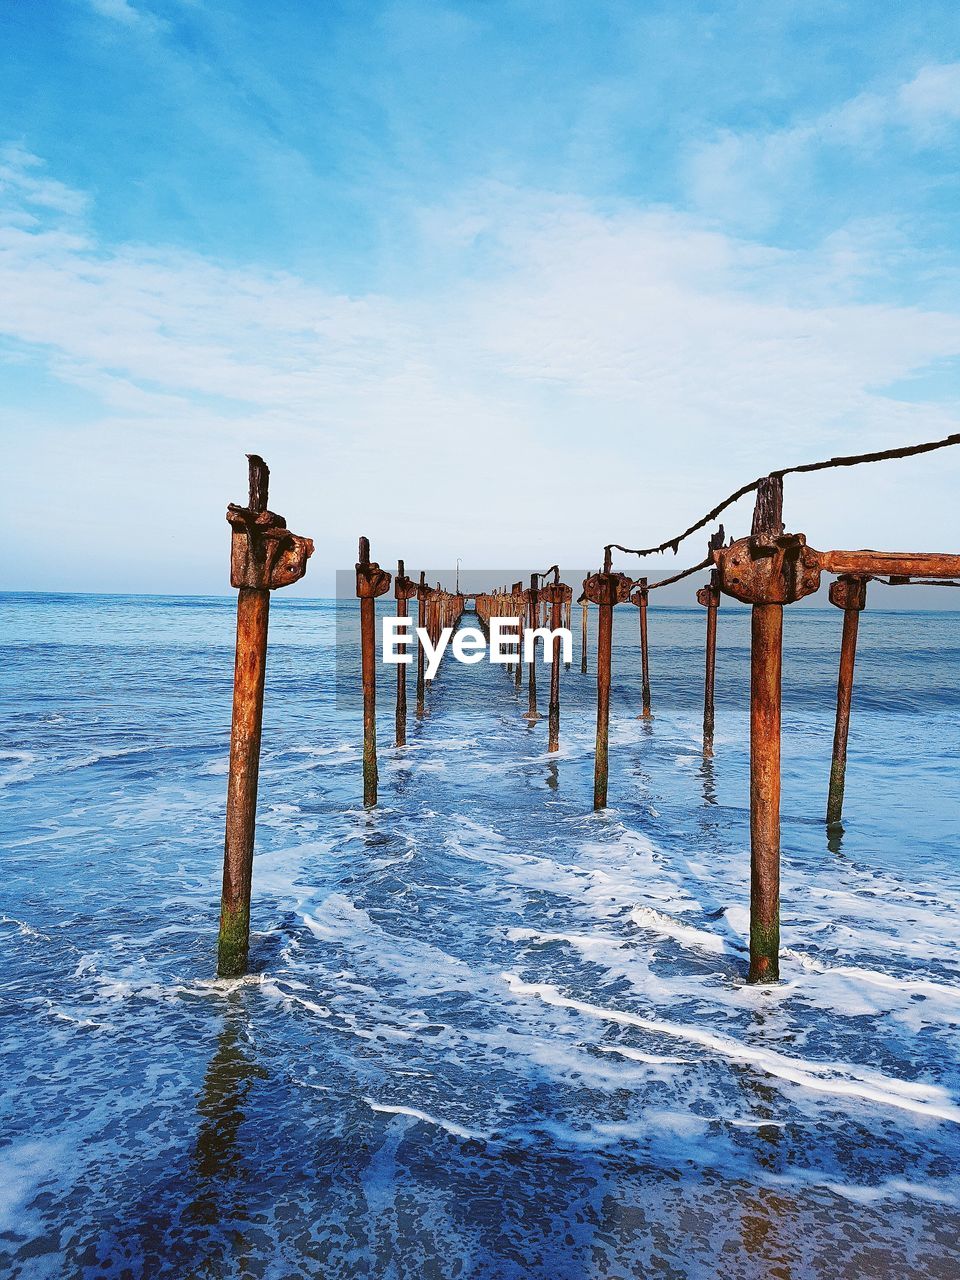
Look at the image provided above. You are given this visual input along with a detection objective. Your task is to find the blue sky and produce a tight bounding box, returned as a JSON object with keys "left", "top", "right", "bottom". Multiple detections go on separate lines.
{"left": 2, "top": 1, "right": 960, "bottom": 591}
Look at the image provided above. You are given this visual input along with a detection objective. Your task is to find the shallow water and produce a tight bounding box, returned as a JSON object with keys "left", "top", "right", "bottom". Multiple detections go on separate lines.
{"left": 1, "top": 591, "right": 958, "bottom": 1279}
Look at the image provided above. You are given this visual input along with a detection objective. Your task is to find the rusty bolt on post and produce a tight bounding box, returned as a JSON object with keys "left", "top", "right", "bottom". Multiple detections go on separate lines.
{"left": 630, "top": 578, "right": 653, "bottom": 719}
{"left": 218, "top": 454, "right": 313, "bottom": 978}
{"left": 584, "top": 550, "right": 633, "bottom": 809}
{"left": 394, "top": 560, "right": 416, "bottom": 747}
{"left": 826, "top": 575, "right": 868, "bottom": 830}
{"left": 356, "top": 537, "right": 392, "bottom": 806}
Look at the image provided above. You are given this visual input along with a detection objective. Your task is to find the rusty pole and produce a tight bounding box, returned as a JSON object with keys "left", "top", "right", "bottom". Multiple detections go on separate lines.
{"left": 748, "top": 477, "right": 785, "bottom": 982}
{"left": 712, "top": 487, "right": 823, "bottom": 984}
{"left": 635, "top": 578, "right": 652, "bottom": 719}
{"left": 580, "top": 596, "right": 588, "bottom": 674}
{"left": 543, "top": 578, "right": 570, "bottom": 753}
{"left": 594, "top": 555, "right": 612, "bottom": 809}
{"left": 514, "top": 581, "right": 524, "bottom": 690}
{"left": 697, "top": 571, "right": 721, "bottom": 756}
{"left": 218, "top": 455, "right": 313, "bottom": 978}
{"left": 525, "top": 573, "right": 540, "bottom": 721}
{"left": 416, "top": 572, "right": 428, "bottom": 718}
{"left": 394, "top": 560, "right": 415, "bottom": 748}
{"left": 584, "top": 553, "right": 632, "bottom": 810}
{"left": 826, "top": 575, "right": 867, "bottom": 829}
{"left": 749, "top": 599, "right": 782, "bottom": 982}
{"left": 356, "top": 538, "right": 391, "bottom": 806}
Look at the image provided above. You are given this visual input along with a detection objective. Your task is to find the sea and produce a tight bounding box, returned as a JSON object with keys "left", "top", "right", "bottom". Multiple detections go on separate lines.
{"left": 1, "top": 591, "right": 958, "bottom": 1279}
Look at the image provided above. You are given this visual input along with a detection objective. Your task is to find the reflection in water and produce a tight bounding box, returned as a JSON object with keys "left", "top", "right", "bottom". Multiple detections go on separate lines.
{"left": 187, "top": 1008, "right": 268, "bottom": 1272}
{"left": 827, "top": 823, "right": 845, "bottom": 856}
{"left": 545, "top": 760, "right": 559, "bottom": 791}
{"left": 699, "top": 754, "right": 718, "bottom": 807}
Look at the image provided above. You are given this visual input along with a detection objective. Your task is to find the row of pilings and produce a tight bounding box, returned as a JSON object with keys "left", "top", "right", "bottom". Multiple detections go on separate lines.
{"left": 215, "top": 449, "right": 960, "bottom": 988}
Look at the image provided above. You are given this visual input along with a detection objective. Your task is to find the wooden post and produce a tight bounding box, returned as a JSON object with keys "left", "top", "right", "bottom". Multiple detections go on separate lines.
{"left": 218, "top": 455, "right": 313, "bottom": 977}
{"left": 697, "top": 571, "right": 721, "bottom": 756}
{"left": 525, "top": 573, "right": 541, "bottom": 721}
{"left": 394, "top": 560, "right": 415, "bottom": 747}
{"left": 356, "top": 537, "right": 391, "bottom": 806}
{"left": 826, "top": 575, "right": 867, "bottom": 828}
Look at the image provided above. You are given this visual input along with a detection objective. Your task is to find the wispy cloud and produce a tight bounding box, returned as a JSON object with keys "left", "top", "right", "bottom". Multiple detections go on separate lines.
{"left": 688, "top": 62, "right": 960, "bottom": 228}
{"left": 2, "top": 153, "right": 959, "bottom": 589}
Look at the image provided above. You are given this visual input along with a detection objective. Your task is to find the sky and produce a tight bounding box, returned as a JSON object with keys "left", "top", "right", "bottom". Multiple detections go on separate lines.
{"left": 2, "top": 0, "right": 960, "bottom": 594}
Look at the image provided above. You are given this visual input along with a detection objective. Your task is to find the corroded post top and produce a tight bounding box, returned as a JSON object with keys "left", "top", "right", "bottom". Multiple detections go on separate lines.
{"left": 227, "top": 455, "right": 313, "bottom": 590}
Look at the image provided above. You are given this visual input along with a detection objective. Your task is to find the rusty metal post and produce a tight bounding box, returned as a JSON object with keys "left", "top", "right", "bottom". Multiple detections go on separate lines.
{"left": 713, "top": 476, "right": 823, "bottom": 982}
{"left": 525, "top": 573, "right": 541, "bottom": 721}
{"left": 416, "top": 572, "right": 428, "bottom": 718}
{"left": 218, "top": 455, "right": 313, "bottom": 978}
{"left": 579, "top": 596, "right": 588, "bottom": 674}
{"left": 697, "top": 571, "right": 721, "bottom": 756}
{"left": 584, "top": 553, "right": 632, "bottom": 810}
{"left": 356, "top": 538, "right": 391, "bottom": 806}
{"left": 826, "top": 575, "right": 867, "bottom": 829}
{"left": 394, "top": 560, "right": 415, "bottom": 748}
{"left": 635, "top": 578, "right": 652, "bottom": 718}
{"left": 542, "top": 579, "right": 571, "bottom": 752}
{"left": 514, "top": 582, "right": 524, "bottom": 690}
{"left": 749, "top": 600, "right": 782, "bottom": 983}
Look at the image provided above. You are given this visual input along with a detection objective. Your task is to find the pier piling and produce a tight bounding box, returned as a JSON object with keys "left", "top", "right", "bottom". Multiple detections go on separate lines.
{"left": 394, "top": 560, "right": 415, "bottom": 747}
{"left": 632, "top": 578, "right": 652, "bottom": 719}
{"left": 356, "top": 537, "right": 392, "bottom": 805}
{"left": 525, "top": 573, "right": 541, "bottom": 721}
{"left": 579, "top": 595, "right": 588, "bottom": 674}
{"left": 584, "top": 551, "right": 633, "bottom": 809}
{"left": 826, "top": 575, "right": 867, "bottom": 829}
{"left": 218, "top": 455, "right": 313, "bottom": 977}
{"left": 697, "top": 571, "right": 721, "bottom": 756}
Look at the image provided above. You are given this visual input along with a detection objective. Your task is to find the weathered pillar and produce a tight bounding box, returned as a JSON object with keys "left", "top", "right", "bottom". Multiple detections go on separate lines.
{"left": 542, "top": 578, "right": 572, "bottom": 753}
{"left": 415, "top": 572, "right": 432, "bottom": 718}
{"left": 584, "top": 553, "right": 633, "bottom": 809}
{"left": 218, "top": 455, "right": 313, "bottom": 977}
{"left": 826, "top": 575, "right": 868, "bottom": 829}
{"left": 356, "top": 537, "right": 392, "bottom": 806}
{"left": 579, "top": 595, "right": 588, "bottom": 674}
{"left": 514, "top": 581, "right": 524, "bottom": 690}
{"left": 394, "top": 560, "right": 415, "bottom": 747}
{"left": 696, "top": 571, "right": 721, "bottom": 756}
{"left": 749, "top": 600, "right": 782, "bottom": 982}
{"left": 713, "top": 477, "right": 822, "bottom": 983}
{"left": 525, "top": 573, "right": 541, "bottom": 721}
{"left": 632, "top": 578, "right": 652, "bottom": 719}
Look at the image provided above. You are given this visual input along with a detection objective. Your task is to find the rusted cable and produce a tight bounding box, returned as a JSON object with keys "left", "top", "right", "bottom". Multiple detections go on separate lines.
{"left": 875, "top": 576, "right": 960, "bottom": 587}
{"left": 606, "top": 431, "right": 960, "bottom": 560}
{"left": 645, "top": 556, "right": 711, "bottom": 591}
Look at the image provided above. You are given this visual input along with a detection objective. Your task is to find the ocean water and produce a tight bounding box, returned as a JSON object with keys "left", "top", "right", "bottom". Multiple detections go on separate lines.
{"left": 1, "top": 591, "right": 959, "bottom": 1279}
